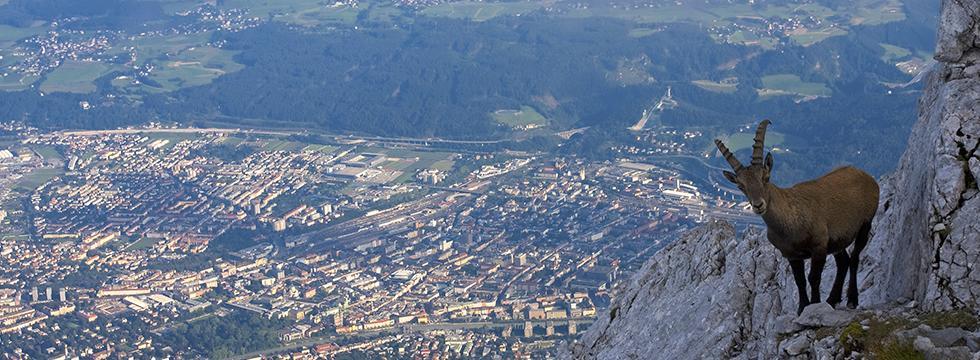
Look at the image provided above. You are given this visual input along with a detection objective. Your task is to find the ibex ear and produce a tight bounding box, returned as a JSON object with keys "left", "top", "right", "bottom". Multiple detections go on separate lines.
{"left": 765, "top": 152, "right": 774, "bottom": 171}
{"left": 723, "top": 171, "right": 738, "bottom": 184}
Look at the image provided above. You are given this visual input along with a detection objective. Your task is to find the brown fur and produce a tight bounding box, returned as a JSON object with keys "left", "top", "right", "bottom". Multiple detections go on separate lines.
{"left": 716, "top": 120, "right": 880, "bottom": 314}
{"left": 762, "top": 166, "right": 879, "bottom": 259}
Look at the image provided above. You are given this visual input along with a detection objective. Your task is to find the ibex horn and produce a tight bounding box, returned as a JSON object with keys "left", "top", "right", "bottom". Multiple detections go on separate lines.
{"left": 715, "top": 139, "right": 743, "bottom": 171}
{"left": 752, "top": 119, "right": 771, "bottom": 165}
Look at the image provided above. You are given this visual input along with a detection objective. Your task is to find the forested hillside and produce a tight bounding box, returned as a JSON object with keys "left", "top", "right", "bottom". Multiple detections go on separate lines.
{"left": 0, "top": 0, "right": 940, "bottom": 181}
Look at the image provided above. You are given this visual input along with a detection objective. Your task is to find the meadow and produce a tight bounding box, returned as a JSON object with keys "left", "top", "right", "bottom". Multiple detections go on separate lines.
{"left": 692, "top": 79, "right": 738, "bottom": 94}
{"left": 40, "top": 60, "right": 115, "bottom": 94}
{"left": 760, "top": 74, "right": 832, "bottom": 98}
{"left": 492, "top": 106, "right": 548, "bottom": 129}
{"left": 421, "top": 1, "right": 544, "bottom": 22}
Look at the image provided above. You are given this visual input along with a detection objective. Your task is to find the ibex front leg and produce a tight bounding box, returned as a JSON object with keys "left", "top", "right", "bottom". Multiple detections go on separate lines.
{"left": 806, "top": 229, "right": 830, "bottom": 311}
{"left": 808, "top": 251, "right": 827, "bottom": 307}
{"left": 790, "top": 259, "right": 809, "bottom": 315}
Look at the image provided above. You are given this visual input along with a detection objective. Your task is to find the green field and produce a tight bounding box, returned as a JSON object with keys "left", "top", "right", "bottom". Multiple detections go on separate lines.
{"left": 727, "top": 30, "right": 779, "bottom": 48}
{"left": 789, "top": 28, "right": 848, "bottom": 47}
{"left": 0, "top": 73, "right": 38, "bottom": 92}
{"left": 145, "top": 46, "right": 244, "bottom": 91}
{"left": 379, "top": 158, "right": 413, "bottom": 171}
{"left": 566, "top": 5, "right": 710, "bottom": 24}
{"left": 565, "top": 3, "right": 829, "bottom": 26}
{"left": 283, "top": 4, "right": 362, "bottom": 26}
{"left": 40, "top": 60, "right": 115, "bottom": 94}
{"left": 126, "top": 237, "right": 159, "bottom": 251}
{"left": 87, "top": 33, "right": 244, "bottom": 94}
{"left": 261, "top": 140, "right": 305, "bottom": 152}
{"left": 628, "top": 27, "right": 661, "bottom": 38}
{"left": 562, "top": 1, "right": 899, "bottom": 48}
{"left": 722, "top": 131, "right": 786, "bottom": 152}
{"left": 492, "top": 106, "right": 548, "bottom": 129}
{"left": 0, "top": 24, "right": 45, "bottom": 45}
{"left": 421, "top": 1, "right": 544, "bottom": 21}
{"left": 222, "top": 0, "right": 324, "bottom": 18}
{"left": 692, "top": 78, "right": 738, "bottom": 93}
{"left": 221, "top": 0, "right": 375, "bottom": 25}
{"left": 302, "top": 144, "right": 338, "bottom": 154}
{"left": 365, "top": 147, "right": 454, "bottom": 160}
{"left": 760, "top": 74, "right": 831, "bottom": 98}
{"left": 31, "top": 145, "right": 63, "bottom": 162}
{"left": 0, "top": 27, "right": 41, "bottom": 92}
{"left": 124, "top": 32, "right": 214, "bottom": 64}
{"left": 430, "top": 159, "right": 455, "bottom": 171}
{"left": 218, "top": 136, "right": 245, "bottom": 146}
{"left": 880, "top": 43, "right": 912, "bottom": 62}
{"left": 15, "top": 168, "right": 64, "bottom": 191}
{"left": 851, "top": 0, "right": 906, "bottom": 25}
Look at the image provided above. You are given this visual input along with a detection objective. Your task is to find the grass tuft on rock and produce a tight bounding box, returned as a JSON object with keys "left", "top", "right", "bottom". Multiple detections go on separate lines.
{"left": 835, "top": 309, "right": 977, "bottom": 358}
{"left": 875, "top": 340, "right": 925, "bottom": 360}
{"left": 836, "top": 316, "right": 912, "bottom": 356}
{"left": 839, "top": 321, "right": 867, "bottom": 353}
{"left": 920, "top": 309, "right": 978, "bottom": 331}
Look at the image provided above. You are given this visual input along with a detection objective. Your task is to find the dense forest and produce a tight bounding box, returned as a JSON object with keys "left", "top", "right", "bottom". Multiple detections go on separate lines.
{"left": 0, "top": 0, "right": 167, "bottom": 28}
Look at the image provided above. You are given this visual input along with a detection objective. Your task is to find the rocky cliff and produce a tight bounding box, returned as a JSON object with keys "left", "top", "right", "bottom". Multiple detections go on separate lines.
{"left": 566, "top": 1, "right": 980, "bottom": 358}
{"left": 567, "top": 222, "right": 802, "bottom": 359}
{"left": 862, "top": 0, "right": 980, "bottom": 310}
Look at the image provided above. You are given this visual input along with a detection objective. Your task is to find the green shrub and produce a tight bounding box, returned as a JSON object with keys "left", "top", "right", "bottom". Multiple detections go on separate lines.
{"left": 840, "top": 321, "right": 867, "bottom": 353}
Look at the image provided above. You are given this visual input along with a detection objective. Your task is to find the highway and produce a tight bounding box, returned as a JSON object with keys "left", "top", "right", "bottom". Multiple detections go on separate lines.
{"left": 53, "top": 127, "right": 293, "bottom": 137}
{"left": 52, "top": 127, "right": 506, "bottom": 147}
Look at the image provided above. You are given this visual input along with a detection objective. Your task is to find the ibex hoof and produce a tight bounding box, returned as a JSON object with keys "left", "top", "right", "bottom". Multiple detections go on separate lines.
{"left": 827, "top": 299, "right": 842, "bottom": 309}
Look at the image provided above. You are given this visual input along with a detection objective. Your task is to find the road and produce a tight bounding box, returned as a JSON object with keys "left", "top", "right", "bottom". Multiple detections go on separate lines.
{"left": 53, "top": 127, "right": 293, "bottom": 137}
{"left": 53, "top": 127, "right": 508, "bottom": 147}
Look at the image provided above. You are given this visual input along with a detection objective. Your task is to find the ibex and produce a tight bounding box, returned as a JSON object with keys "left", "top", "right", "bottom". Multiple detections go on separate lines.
{"left": 715, "top": 120, "right": 879, "bottom": 314}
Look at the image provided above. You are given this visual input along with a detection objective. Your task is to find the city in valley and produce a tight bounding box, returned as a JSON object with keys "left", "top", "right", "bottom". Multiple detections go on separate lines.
{"left": 0, "top": 121, "right": 759, "bottom": 358}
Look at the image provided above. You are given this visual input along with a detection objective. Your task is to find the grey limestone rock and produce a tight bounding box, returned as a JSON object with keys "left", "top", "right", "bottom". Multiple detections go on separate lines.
{"left": 861, "top": 0, "right": 980, "bottom": 311}
{"left": 566, "top": 1, "right": 980, "bottom": 358}
{"left": 793, "top": 303, "right": 855, "bottom": 328}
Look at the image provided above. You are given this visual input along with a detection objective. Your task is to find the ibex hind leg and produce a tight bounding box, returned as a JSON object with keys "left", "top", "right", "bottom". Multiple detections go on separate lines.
{"left": 827, "top": 250, "right": 849, "bottom": 308}
{"left": 847, "top": 222, "right": 872, "bottom": 309}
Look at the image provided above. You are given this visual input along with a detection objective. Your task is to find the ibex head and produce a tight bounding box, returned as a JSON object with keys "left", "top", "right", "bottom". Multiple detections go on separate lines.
{"left": 715, "top": 120, "right": 774, "bottom": 215}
